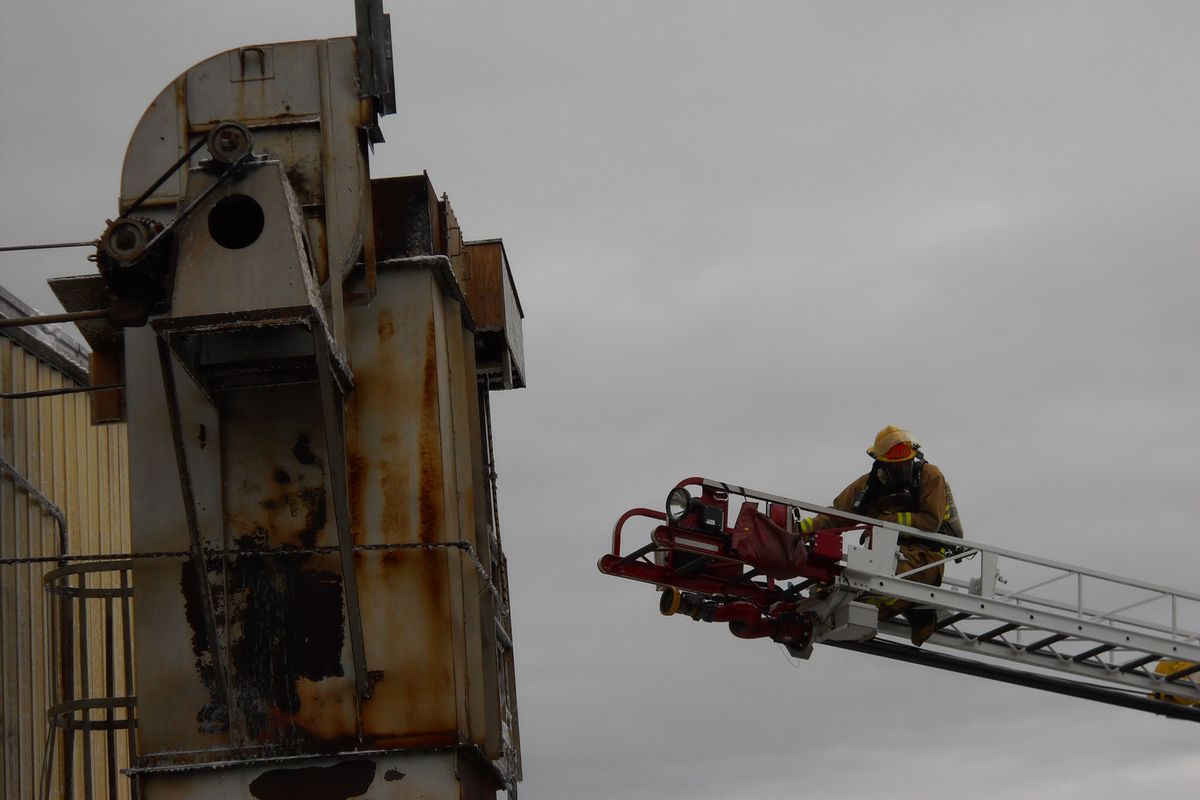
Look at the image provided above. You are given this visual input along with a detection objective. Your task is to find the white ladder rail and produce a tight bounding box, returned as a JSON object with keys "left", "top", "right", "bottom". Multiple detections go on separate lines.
{"left": 703, "top": 479, "right": 1200, "bottom": 702}
{"left": 843, "top": 529, "right": 1200, "bottom": 664}
{"left": 875, "top": 617, "right": 1186, "bottom": 698}
{"left": 939, "top": 573, "right": 1194, "bottom": 644}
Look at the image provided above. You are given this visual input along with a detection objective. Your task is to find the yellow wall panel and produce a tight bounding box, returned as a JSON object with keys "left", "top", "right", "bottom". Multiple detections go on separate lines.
{"left": 1, "top": 333, "right": 132, "bottom": 800}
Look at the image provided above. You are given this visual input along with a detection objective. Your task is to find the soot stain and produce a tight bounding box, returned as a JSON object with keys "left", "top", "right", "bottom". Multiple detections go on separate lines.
{"left": 227, "top": 546, "right": 346, "bottom": 738}
{"left": 249, "top": 759, "right": 377, "bottom": 800}
{"left": 297, "top": 486, "right": 328, "bottom": 549}
{"left": 292, "top": 433, "right": 318, "bottom": 466}
{"left": 180, "top": 559, "right": 229, "bottom": 733}
{"left": 200, "top": 433, "right": 344, "bottom": 742}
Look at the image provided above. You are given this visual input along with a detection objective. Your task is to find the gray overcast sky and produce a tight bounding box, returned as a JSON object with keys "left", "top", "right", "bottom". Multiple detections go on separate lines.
{"left": 4, "top": 1, "right": 1200, "bottom": 797}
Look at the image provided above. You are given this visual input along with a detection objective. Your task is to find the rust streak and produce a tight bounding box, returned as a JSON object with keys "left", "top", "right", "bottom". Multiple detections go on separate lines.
{"left": 377, "top": 309, "right": 396, "bottom": 342}
{"left": 296, "top": 486, "right": 328, "bottom": 548}
{"left": 344, "top": 394, "right": 369, "bottom": 546}
{"left": 379, "top": 458, "right": 411, "bottom": 553}
{"left": 347, "top": 451, "right": 368, "bottom": 544}
{"left": 315, "top": 224, "right": 329, "bottom": 284}
{"left": 418, "top": 315, "right": 443, "bottom": 544}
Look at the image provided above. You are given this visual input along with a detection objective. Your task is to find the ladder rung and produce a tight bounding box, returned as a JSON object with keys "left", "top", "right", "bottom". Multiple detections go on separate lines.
{"left": 790, "top": 578, "right": 818, "bottom": 594}
{"left": 1118, "top": 654, "right": 1160, "bottom": 674}
{"left": 1166, "top": 662, "right": 1200, "bottom": 682}
{"left": 1073, "top": 644, "right": 1115, "bottom": 663}
{"left": 975, "top": 623, "right": 1021, "bottom": 643}
{"left": 935, "top": 612, "right": 971, "bottom": 630}
{"left": 1024, "top": 633, "right": 1069, "bottom": 653}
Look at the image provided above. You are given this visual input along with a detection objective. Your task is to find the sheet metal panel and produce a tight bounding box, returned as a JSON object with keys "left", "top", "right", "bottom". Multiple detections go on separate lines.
{"left": 125, "top": 325, "right": 228, "bottom": 759}
{"left": 442, "top": 297, "right": 489, "bottom": 749}
{"left": 137, "top": 750, "right": 497, "bottom": 799}
{"left": 347, "top": 267, "right": 463, "bottom": 744}
{"left": 186, "top": 43, "right": 323, "bottom": 124}
{"left": 219, "top": 385, "right": 357, "bottom": 750}
{"left": 342, "top": 262, "right": 498, "bottom": 759}
{"left": 126, "top": 328, "right": 363, "bottom": 763}
{"left": 118, "top": 77, "right": 187, "bottom": 215}
{"left": 170, "top": 162, "right": 320, "bottom": 319}
{"left": 371, "top": 175, "right": 445, "bottom": 260}
{"left": 117, "top": 38, "right": 373, "bottom": 348}
{"left": 460, "top": 241, "right": 525, "bottom": 389}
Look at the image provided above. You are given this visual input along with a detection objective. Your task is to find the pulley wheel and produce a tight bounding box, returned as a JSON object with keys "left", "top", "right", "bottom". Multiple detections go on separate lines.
{"left": 206, "top": 121, "right": 253, "bottom": 165}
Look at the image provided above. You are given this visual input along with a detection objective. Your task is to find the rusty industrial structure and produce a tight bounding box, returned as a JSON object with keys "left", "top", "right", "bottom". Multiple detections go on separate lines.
{"left": 1, "top": 3, "right": 525, "bottom": 798}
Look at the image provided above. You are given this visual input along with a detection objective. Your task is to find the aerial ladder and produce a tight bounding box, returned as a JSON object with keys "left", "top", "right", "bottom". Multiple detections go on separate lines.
{"left": 599, "top": 477, "right": 1200, "bottom": 722}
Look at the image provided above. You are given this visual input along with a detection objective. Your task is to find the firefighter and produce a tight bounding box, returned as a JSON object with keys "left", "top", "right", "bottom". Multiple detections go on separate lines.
{"left": 797, "top": 425, "right": 963, "bottom": 646}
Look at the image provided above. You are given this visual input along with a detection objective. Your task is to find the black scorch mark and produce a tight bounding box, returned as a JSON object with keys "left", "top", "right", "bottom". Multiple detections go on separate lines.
{"left": 249, "top": 759, "right": 377, "bottom": 800}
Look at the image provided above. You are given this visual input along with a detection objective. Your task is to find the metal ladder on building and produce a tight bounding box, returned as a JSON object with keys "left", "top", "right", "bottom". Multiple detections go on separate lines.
{"left": 701, "top": 480, "right": 1200, "bottom": 720}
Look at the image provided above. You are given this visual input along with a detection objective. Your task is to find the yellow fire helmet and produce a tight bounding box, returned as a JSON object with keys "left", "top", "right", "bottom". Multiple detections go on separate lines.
{"left": 867, "top": 425, "right": 920, "bottom": 462}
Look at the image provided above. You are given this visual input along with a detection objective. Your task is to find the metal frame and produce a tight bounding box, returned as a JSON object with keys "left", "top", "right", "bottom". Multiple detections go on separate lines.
{"left": 41, "top": 561, "right": 139, "bottom": 800}
{"left": 154, "top": 336, "right": 233, "bottom": 725}
{"left": 827, "top": 637, "right": 1200, "bottom": 723}
{"left": 312, "top": 330, "right": 371, "bottom": 702}
{"left": 151, "top": 309, "right": 372, "bottom": 709}
{"left": 709, "top": 479, "right": 1200, "bottom": 701}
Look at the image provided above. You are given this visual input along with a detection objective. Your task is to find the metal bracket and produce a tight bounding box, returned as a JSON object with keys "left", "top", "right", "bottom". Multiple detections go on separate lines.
{"left": 155, "top": 336, "right": 232, "bottom": 729}
{"left": 313, "top": 332, "right": 372, "bottom": 706}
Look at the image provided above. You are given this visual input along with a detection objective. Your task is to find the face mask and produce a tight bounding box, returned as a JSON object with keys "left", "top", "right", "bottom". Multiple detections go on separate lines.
{"left": 876, "top": 460, "right": 914, "bottom": 488}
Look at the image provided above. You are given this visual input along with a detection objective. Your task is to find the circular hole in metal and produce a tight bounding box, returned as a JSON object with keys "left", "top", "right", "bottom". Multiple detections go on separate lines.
{"left": 207, "top": 194, "right": 264, "bottom": 249}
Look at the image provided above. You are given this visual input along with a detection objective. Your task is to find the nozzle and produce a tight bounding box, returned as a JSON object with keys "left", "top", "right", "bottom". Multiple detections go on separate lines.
{"left": 659, "top": 587, "right": 683, "bottom": 616}
{"left": 660, "top": 590, "right": 766, "bottom": 626}
{"left": 659, "top": 588, "right": 714, "bottom": 621}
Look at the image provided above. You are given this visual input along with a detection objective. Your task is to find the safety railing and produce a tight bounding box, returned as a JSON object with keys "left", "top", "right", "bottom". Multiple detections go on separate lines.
{"left": 41, "top": 560, "right": 138, "bottom": 800}
{"left": 702, "top": 479, "right": 1200, "bottom": 703}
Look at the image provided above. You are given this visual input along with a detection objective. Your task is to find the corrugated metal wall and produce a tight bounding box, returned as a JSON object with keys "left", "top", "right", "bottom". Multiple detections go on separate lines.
{"left": 1, "top": 332, "right": 133, "bottom": 800}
